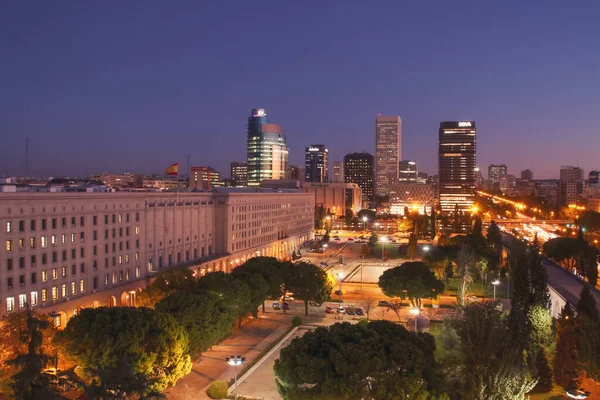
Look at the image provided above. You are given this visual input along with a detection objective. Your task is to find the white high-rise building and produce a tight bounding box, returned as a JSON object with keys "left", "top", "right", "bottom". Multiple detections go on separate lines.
{"left": 375, "top": 115, "right": 402, "bottom": 197}
{"left": 332, "top": 161, "right": 344, "bottom": 183}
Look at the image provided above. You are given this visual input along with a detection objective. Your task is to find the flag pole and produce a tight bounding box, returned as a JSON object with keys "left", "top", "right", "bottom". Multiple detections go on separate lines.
{"left": 176, "top": 166, "right": 180, "bottom": 203}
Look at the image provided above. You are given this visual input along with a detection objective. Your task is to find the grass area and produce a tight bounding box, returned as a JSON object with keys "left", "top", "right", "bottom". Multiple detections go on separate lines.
{"left": 427, "top": 322, "right": 447, "bottom": 362}
{"left": 443, "top": 278, "right": 509, "bottom": 299}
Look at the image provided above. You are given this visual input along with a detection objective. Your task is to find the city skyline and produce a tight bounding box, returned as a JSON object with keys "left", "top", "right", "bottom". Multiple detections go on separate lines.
{"left": 2, "top": 2, "right": 600, "bottom": 179}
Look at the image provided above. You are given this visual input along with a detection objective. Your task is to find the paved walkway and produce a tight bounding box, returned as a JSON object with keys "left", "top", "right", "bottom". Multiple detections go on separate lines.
{"left": 165, "top": 313, "right": 292, "bottom": 400}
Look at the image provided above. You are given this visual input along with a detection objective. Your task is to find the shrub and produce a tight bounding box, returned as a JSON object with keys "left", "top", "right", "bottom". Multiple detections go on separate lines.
{"left": 357, "top": 319, "right": 369, "bottom": 328}
{"left": 206, "top": 380, "right": 228, "bottom": 399}
{"left": 292, "top": 316, "right": 303, "bottom": 327}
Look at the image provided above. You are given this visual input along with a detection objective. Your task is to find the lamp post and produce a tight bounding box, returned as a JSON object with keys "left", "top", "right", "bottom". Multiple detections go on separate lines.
{"left": 337, "top": 272, "right": 344, "bottom": 294}
{"left": 492, "top": 280, "right": 500, "bottom": 301}
{"left": 379, "top": 236, "right": 388, "bottom": 260}
{"left": 363, "top": 216, "right": 368, "bottom": 232}
{"left": 409, "top": 308, "right": 420, "bottom": 332}
{"left": 322, "top": 243, "right": 328, "bottom": 259}
{"left": 226, "top": 355, "right": 246, "bottom": 400}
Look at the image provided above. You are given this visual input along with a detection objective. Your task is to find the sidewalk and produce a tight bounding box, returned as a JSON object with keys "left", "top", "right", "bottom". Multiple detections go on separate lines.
{"left": 165, "top": 313, "right": 292, "bottom": 400}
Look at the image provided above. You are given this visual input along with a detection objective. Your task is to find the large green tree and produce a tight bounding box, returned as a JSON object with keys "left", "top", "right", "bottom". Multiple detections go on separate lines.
{"left": 407, "top": 232, "right": 417, "bottom": 259}
{"left": 196, "top": 271, "right": 253, "bottom": 325}
{"left": 137, "top": 266, "right": 196, "bottom": 308}
{"left": 378, "top": 261, "right": 445, "bottom": 309}
{"left": 5, "top": 305, "right": 56, "bottom": 400}
{"left": 274, "top": 321, "right": 445, "bottom": 399}
{"left": 453, "top": 303, "right": 538, "bottom": 399}
{"left": 231, "top": 257, "right": 285, "bottom": 312}
{"left": 57, "top": 307, "right": 192, "bottom": 395}
{"left": 486, "top": 220, "right": 502, "bottom": 252}
{"left": 284, "top": 262, "right": 332, "bottom": 316}
{"left": 576, "top": 285, "right": 600, "bottom": 380}
{"left": 554, "top": 304, "right": 578, "bottom": 387}
{"left": 543, "top": 237, "right": 599, "bottom": 285}
{"left": 156, "top": 291, "right": 235, "bottom": 360}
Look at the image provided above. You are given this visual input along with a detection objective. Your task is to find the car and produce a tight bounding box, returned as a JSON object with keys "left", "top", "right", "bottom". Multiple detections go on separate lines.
{"left": 378, "top": 300, "right": 392, "bottom": 307}
{"left": 309, "top": 301, "right": 322, "bottom": 307}
{"left": 347, "top": 238, "right": 354, "bottom": 241}
{"left": 355, "top": 308, "right": 364, "bottom": 316}
{"left": 346, "top": 308, "right": 355, "bottom": 315}
{"left": 334, "top": 237, "right": 341, "bottom": 241}
{"left": 282, "top": 302, "right": 290, "bottom": 310}
{"left": 319, "top": 262, "right": 328, "bottom": 267}
{"left": 272, "top": 301, "right": 281, "bottom": 310}
{"left": 335, "top": 290, "right": 343, "bottom": 296}
{"left": 325, "top": 306, "right": 335, "bottom": 314}
{"left": 565, "top": 388, "right": 591, "bottom": 399}
{"left": 337, "top": 306, "right": 345, "bottom": 313}
{"left": 467, "top": 296, "right": 480, "bottom": 303}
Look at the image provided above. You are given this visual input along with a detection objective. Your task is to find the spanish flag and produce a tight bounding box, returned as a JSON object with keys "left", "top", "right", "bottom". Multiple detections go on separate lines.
{"left": 165, "top": 162, "right": 178, "bottom": 176}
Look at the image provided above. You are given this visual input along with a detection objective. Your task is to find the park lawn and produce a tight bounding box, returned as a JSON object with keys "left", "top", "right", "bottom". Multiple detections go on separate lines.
{"left": 443, "top": 278, "right": 509, "bottom": 299}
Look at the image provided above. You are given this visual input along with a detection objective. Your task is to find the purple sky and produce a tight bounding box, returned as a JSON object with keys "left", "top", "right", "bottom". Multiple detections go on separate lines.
{"left": 1, "top": 1, "right": 599, "bottom": 179}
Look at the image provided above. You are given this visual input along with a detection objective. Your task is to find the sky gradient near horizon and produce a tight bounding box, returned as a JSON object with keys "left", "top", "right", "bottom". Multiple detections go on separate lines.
{"left": 1, "top": 1, "right": 599, "bottom": 179}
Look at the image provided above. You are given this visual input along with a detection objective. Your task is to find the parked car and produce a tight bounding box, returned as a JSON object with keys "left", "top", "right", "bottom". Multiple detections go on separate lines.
{"left": 337, "top": 306, "right": 345, "bottom": 314}
{"left": 309, "top": 301, "right": 322, "bottom": 307}
{"left": 325, "top": 306, "right": 335, "bottom": 314}
{"left": 282, "top": 302, "right": 290, "bottom": 310}
{"left": 378, "top": 300, "right": 392, "bottom": 307}
{"left": 346, "top": 308, "right": 355, "bottom": 315}
{"left": 335, "top": 290, "right": 343, "bottom": 296}
{"left": 281, "top": 294, "right": 295, "bottom": 302}
{"left": 319, "top": 262, "right": 328, "bottom": 267}
{"left": 347, "top": 238, "right": 354, "bottom": 241}
{"left": 272, "top": 301, "right": 281, "bottom": 310}
{"left": 355, "top": 308, "right": 364, "bottom": 316}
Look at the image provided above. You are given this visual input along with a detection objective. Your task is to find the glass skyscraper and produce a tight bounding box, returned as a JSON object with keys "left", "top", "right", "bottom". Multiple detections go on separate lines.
{"left": 304, "top": 144, "right": 328, "bottom": 183}
{"left": 438, "top": 121, "right": 477, "bottom": 213}
{"left": 247, "top": 109, "right": 288, "bottom": 187}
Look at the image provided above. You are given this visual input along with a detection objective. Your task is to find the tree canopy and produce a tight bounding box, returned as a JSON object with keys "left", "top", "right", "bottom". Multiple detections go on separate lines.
{"left": 284, "top": 262, "right": 332, "bottom": 316}
{"left": 274, "top": 321, "right": 444, "bottom": 400}
{"left": 543, "top": 237, "right": 598, "bottom": 286}
{"left": 378, "top": 261, "right": 445, "bottom": 309}
{"left": 231, "top": 257, "right": 285, "bottom": 311}
{"left": 57, "top": 307, "right": 192, "bottom": 395}
{"left": 196, "top": 271, "right": 253, "bottom": 323}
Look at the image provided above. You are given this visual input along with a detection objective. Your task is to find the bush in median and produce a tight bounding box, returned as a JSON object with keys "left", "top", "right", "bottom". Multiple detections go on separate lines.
{"left": 207, "top": 380, "right": 228, "bottom": 399}
{"left": 292, "top": 316, "right": 303, "bottom": 327}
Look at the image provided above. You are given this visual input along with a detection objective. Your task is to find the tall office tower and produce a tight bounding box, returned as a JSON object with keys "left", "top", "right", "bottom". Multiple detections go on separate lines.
{"left": 332, "top": 161, "right": 344, "bottom": 183}
{"left": 560, "top": 166, "right": 584, "bottom": 206}
{"left": 375, "top": 115, "right": 402, "bottom": 196}
{"left": 189, "top": 166, "right": 222, "bottom": 190}
{"left": 344, "top": 152, "right": 375, "bottom": 207}
{"left": 588, "top": 170, "right": 599, "bottom": 189}
{"left": 475, "top": 168, "right": 484, "bottom": 188}
{"left": 488, "top": 164, "right": 507, "bottom": 185}
{"left": 230, "top": 162, "right": 248, "bottom": 187}
{"left": 438, "top": 121, "right": 477, "bottom": 213}
{"left": 247, "top": 108, "right": 288, "bottom": 187}
{"left": 304, "top": 145, "right": 329, "bottom": 183}
{"left": 399, "top": 160, "right": 418, "bottom": 183}
{"left": 521, "top": 169, "right": 533, "bottom": 181}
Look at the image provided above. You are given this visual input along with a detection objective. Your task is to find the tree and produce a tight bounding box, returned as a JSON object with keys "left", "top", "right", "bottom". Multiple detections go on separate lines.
{"left": 576, "top": 284, "right": 600, "bottom": 380}
{"left": 388, "top": 298, "right": 404, "bottom": 322}
{"left": 469, "top": 217, "right": 486, "bottom": 250}
{"left": 57, "top": 307, "right": 192, "bottom": 395}
{"left": 577, "top": 284, "right": 598, "bottom": 321}
{"left": 344, "top": 208, "right": 354, "bottom": 225}
{"left": 196, "top": 271, "right": 252, "bottom": 326}
{"left": 378, "top": 261, "right": 445, "bottom": 310}
{"left": 510, "top": 244, "right": 550, "bottom": 315}
{"left": 407, "top": 232, "right": 417, "bottom": 259}
{"left": 554, "top": 304, "right": 578, "bottom": 387}
{"left": 437, "top": 232, "right": 449, "bottom": 247}
{"left": 578, "top": 210, "right": 600, "bottom": 233}
{"left": 453, "top": 303, "right": 538, "bottom": 399}
{"left": 368, "top": 231, "right": 379, "bottom": 248}
{"left": 455, "top": 247, "right": 476, "bottom": 307}
{"left": 274, "top": 321, "right": 444, "bottom": 399}
{"left": 284, "top": 262, "right": 332, "bottom": 316}
{"left": 444, "top": 260, "right": 454, "bottom": 284}
{"left": 359, "top": 297, "right": 375, "bottom": 320}
{"left": 155, "top": 291, "right": 234, "bottom": 360}
{"left": 544, "top": 236, "right": 599, "bottom": 285}
{"left": 137, "top": 266, "right": 195, "bottom": 308}
{"left": 5, "top": 305, "right": 56, "bottom": 400}
{"left": 357, "top": 209, "right": 376, "bottom": 223}
{"left": 231, "top": 257, "right": 286, "bottom": 312}
{"left": 486, "top": 220, "right": 502, "bottom": 252}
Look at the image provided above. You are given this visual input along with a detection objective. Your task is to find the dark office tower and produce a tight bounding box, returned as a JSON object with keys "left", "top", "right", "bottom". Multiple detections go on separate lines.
{"left": 344, "top": 152, "right": 375, "bottom": 207}
{"left": 588, "top": 170, "right": 599, "bottom": 189}
{"left": 230, "top": 162, "right": 248, "bottom": 187}
{"left": 399, "top": 160, "right": 418, "bottom": 183}
{"left": 521, "top": 169, "right": 533, "bottom": 181}
{"left": 488, "top": 164, "right": 507, "bottom": 185}
{"left": 305, "top": 145, "right": 329, "bottom": 183}
{"left": 247, "top": 108, "right": 288, "bottom": 187}
{"left": 438, "top": 121, "right": 477, "bottom": 213}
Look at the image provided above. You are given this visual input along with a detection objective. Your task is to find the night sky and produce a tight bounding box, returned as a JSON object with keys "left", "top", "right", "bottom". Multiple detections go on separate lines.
{"left": 1, "top": 1, "right": 599, "bottom": 179}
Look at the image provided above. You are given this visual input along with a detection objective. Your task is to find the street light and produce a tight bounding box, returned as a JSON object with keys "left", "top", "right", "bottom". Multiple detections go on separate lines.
{"left": 226, "top": 355, "right": 246, "bottom": 400}
{"left": 337, "top": 272, "right": 344, "bottom": 294}
{"left": 363, "top": 216, "right": 368, "bottom": 231}
{"left": 322, "top": 243, "right": 328, "bottom": 259}
{"left": 492, "top": 280, "right": 500, "bottom": 301}
{"left": 409, "top": 308, "right": 420, "bottom": 332}
{"left": 379, "top": 236, "right": 388, "bottom": 260}
{"left": 423, "top": 246, "right": 430, "bottom": 252}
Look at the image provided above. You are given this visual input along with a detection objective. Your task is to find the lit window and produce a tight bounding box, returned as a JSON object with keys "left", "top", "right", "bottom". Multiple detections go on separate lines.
{"left": 126, "top": 269, "right": 130, "bottom": 280}
{"left": 80, "top": 280, "right": 85, "bottom": 293}
{"left": 61, "top": 234, "right": 66, "bottom": 245}
{"left": 61, "top": 284, "right": 67, "bottom": 298}
{"left": 41, "top": 289, "right": 47, "bottom": 302}
{"left": 19, "top": 294, "right": 27, "bottom": 308}
{"left": 104, "top": 274, "right": 109, "bottom": 285}
{"left": 135, "top": 226, "right": 140, "bottom": 236}
{"left": 52, "top": 287, "right": 58, "bottom": 300}
{"left": 112, "top": 272, "right": 116, "bottom": 284}
{"left": 42, "top": 271, "right": 47, "bottom": 282}
{"left": 6, "top": 221, "right": 11, "bottom": 233}
{"left": 19, "top": 239, "right": 24, "bottom": 249}
{"left": 118, "top": 214, "right": 122, "bottom": 223}
{"left": 6, "top": 297, "right": 15, "bottom": 312}
{"left": 51, "top": 235, "right": 56, "bottom": 245}
{"left": 5, "top": 240, "right": 11, "bottom": 251}
{"left": 118, "top": 256, "right": 122, "bottom": 264}
{"left": 41, "top": 237, "right": 47, "bottom": 248}
{"left": 135, "top": 252, "right": 139, "bottom": 261}
{"left": 71, "top": 233, "right": 75, "bottom": 243}
{"left": 125, "top": 254, "right": 129, "bottom": 263}
{"left": 71, "top": 282, "right": 76, "bottom": 295}
{"left": 52, "top": 268, "right": 57, "bottom": 280}
{"left": 30, "top": 238, "right": 36, "bottom": 248}
{"left": 30, "top": 292, "right": 38, "bottom": 307}
{"left": 135, "top": 266, "right": 140, "bottom": 278}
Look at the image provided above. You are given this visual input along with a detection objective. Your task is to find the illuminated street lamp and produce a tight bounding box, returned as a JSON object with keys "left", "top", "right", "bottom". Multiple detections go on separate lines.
{"left": 363, "top": 216, "right": 368, "bottom": 231}
{"left": 423, "top": 246, "right": 430, "bottom": 252}
{"left": 226, "top": 355, "right": 246, "bottom": 400}
{"left": 409, "top": 308, "right": 420, "bottom": 331}
{"left": 492, "top": 280, "right": 500, "bottom": 301}
{"left": 337, "top": 272, "right": 344, "bottom": 293}
{"left": 379, "top": 236, "right": 388, "bottom": 260}
{"left": 322, "top": 243, "right": 328, "bottom": 259}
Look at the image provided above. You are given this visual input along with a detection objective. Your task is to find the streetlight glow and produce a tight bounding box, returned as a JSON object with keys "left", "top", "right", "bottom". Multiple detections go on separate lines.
{"left": 423, "top": 246, "right": 430, "bottom": 252}
{"left": 492, "top": 280, "right": 500, "bottom": 301}
{"left": 226, "top": 355, "right": 246, "bottom": 400}
{"left": 409, "top": 308, "right": 420, "bottom": 331}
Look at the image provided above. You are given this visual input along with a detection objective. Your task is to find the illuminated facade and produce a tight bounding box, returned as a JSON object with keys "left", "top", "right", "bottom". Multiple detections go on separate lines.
{"left": 230, "top": 162, "right": 248, "bottom": 187}
{"left": 247, "top": 109, "right": 288, "bottom": 187}
{"left": 488, "top": 164, "right": 507, "bottom": 186}
{"left": 300, "top": 183, "right": 362, "bottom": 216}
{"left": 438, "top": 121, "right": 477, "bottom": 213}
{"left": 344, "top": 152, "right": 375, "bottom": 207}
{"left": 0, "top": 190, "right": 314, "bottom": 324}
{"left": 389, "top": 183, "right": 435, "bottom": 215}
{"left": 332, "top": 161, "right": 344, "bottom": 183}
{"left": 559, "top": 166, "right": 584, "bottom": 206}
{"left": 189, "top": 166, "right": 222, "bottom": 190}
{"left": 304, "top": 145, "right": 328, "bottom": 183}
{"left": 375, "top": 115, "right": 402, "bottom": 196}
{"left": 399, "top": 160, "right": 417, "bottom": 183}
